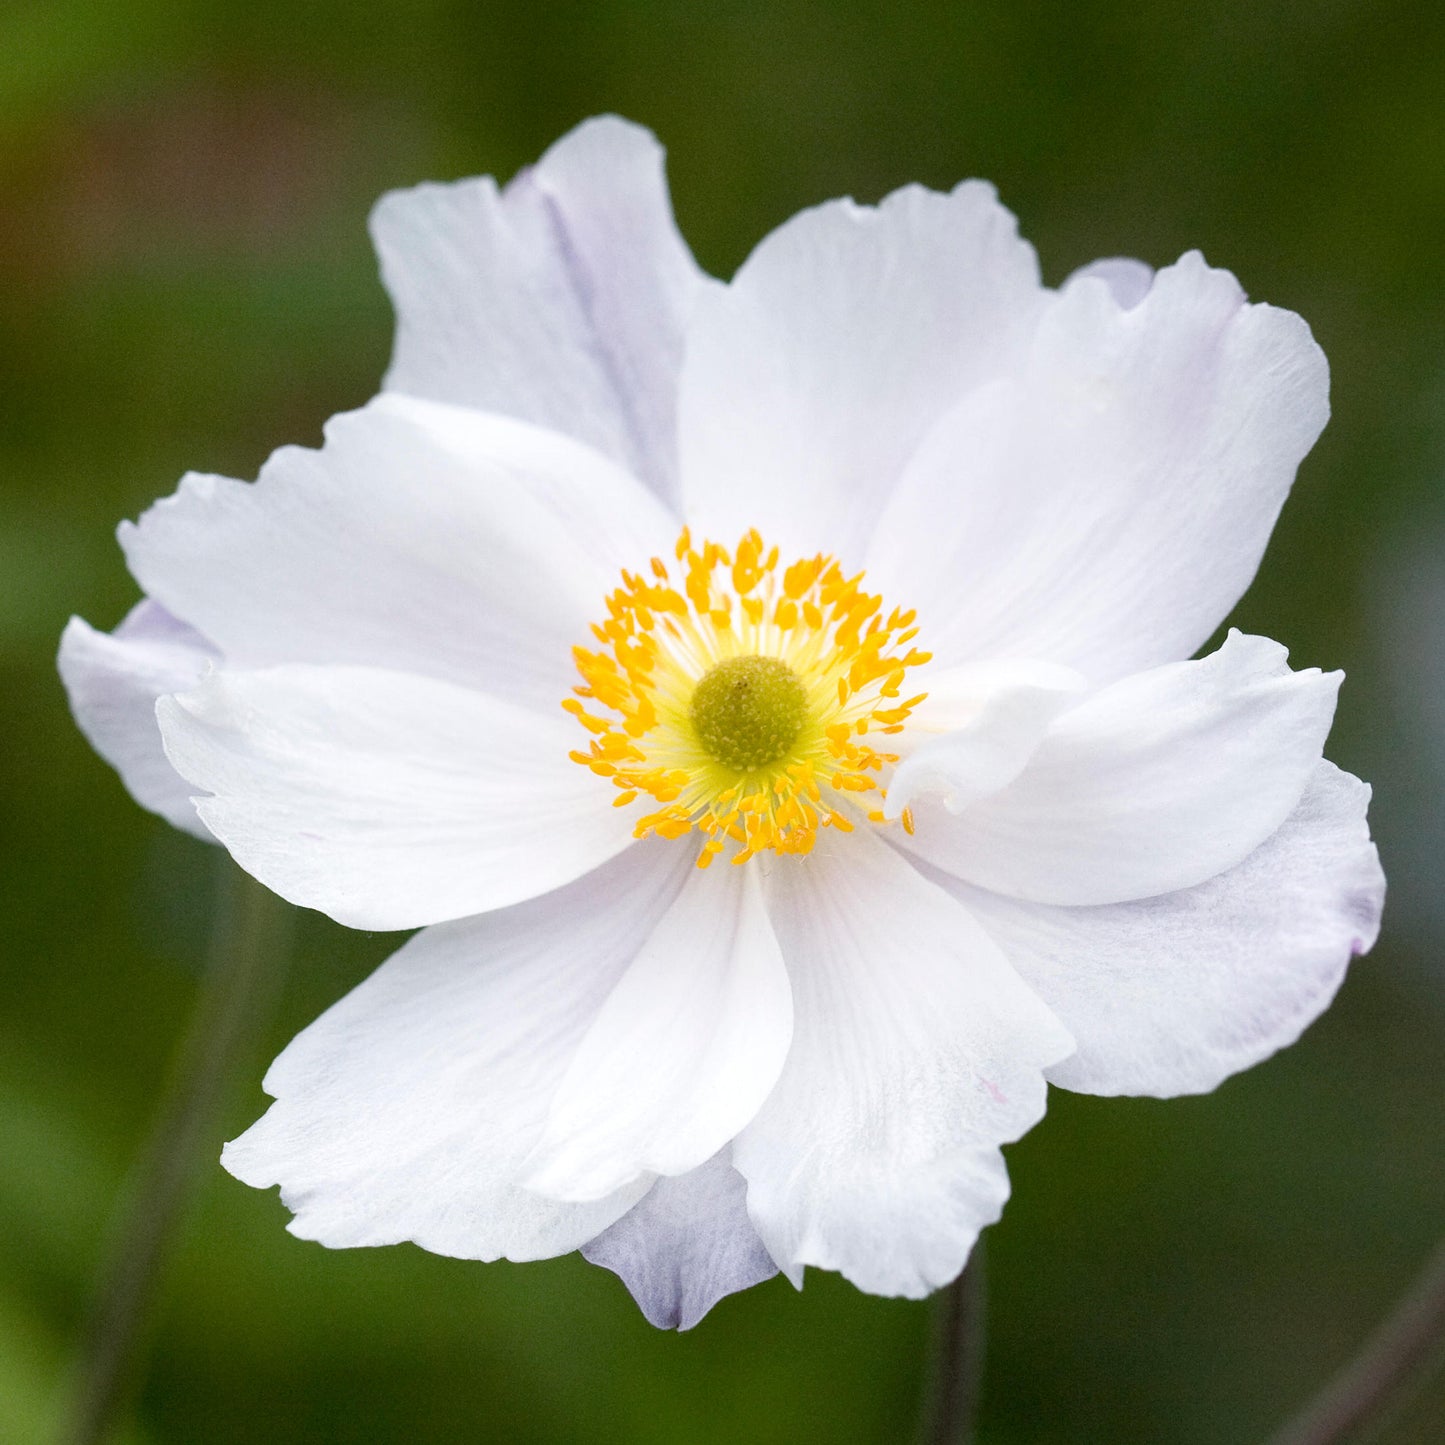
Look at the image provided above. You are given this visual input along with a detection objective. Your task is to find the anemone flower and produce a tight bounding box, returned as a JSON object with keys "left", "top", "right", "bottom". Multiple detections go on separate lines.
{"left": 60, "top": 117, "right": 1384, "bottom": 1329}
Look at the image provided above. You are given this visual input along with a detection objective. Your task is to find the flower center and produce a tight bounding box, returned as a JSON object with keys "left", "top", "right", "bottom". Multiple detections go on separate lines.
{"left": 690, "top": 655, "right": 808, "bottom": 772}
{"left": 565, "top": 528, "right": 930, "bottom": 867}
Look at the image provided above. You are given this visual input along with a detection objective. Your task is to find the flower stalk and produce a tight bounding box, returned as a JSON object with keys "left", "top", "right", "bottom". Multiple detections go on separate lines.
{"left": 1265, "top": 1237, "right": 1445, "bottom": 1445}
{"left": 61, "top": 859, "right": 291, "bottom": 1445}
{"left": 920, "top": 1244, "right": 988, "bottom": 1445}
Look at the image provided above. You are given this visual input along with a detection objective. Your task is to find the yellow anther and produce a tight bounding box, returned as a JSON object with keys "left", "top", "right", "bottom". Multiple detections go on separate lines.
{"left": 565, "top": 528, "right": 930, "bottom": 865}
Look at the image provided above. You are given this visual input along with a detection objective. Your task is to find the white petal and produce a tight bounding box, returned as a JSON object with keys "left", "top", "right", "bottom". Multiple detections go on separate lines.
{"left": 679, "top": 181, "right": 1043, "bottom": 563}
{"left": 868, "top": 252, "right": 1330, "bottom": 681}
{"left": 733, "top": 830, "right": 1073, "bottom": 1298}
{"left": 1066, "top": 256, "right": 1154, "bottom": 309}
{"left": 58, "top": 602, "right": 218, "bottom": 838}
{"left": 122, "top": 395, "right": 674, "bottom": 711}
{"left": 581, "top": 1150, "right": 778, "bottom": 1329}
{"left": 898, "top": 631, "right": 1340, "bottom": 906}
{"left": 523, "top": 861, "right": 792, "bottom": 1201}
{"left": 885, "top": 659, "right": 1086, "bottom": 819}
{"left": 944, "top": 762, "right": 1384, "bottom": 1097}
{"left": 374, "top": 115, "right": 712, "bottom": 507}
{"left": 222, "top": 839, "right": 694, "bottom": 1260}
{"left": 157, "top": 664, "right": 632, "bottom": 930}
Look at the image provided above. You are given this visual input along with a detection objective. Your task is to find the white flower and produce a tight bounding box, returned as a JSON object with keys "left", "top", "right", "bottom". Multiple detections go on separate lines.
{"left": 60, "top": 117, "right": 1385, "bottom": 1329}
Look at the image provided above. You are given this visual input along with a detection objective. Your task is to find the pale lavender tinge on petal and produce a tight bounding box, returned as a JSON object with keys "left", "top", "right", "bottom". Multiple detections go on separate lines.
{"left": 867, "top": 250, "right": 1329, "bottom": 682}
{"left": 373, "top": 115, "right": 713, "bottom": 509}
{"left": 1064, "top": 256, "right": 1155, "bottom": 309}
{"left": 58, "top": 599, "right": 218, "bottom": 838}
{"left": 938, "top": 761, "right": 1384, "bottom": 1098}
{"left": 582, "top": 1150, "right": 778, "bottom": 1329}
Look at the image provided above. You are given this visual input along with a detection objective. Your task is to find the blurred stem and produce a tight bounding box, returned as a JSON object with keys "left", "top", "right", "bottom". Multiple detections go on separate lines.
{"left": 60, "top": 857, "right": 292, "bottom": 1445}
{"left": 1265, "top": 1237, "right": 1445, "bottom": 1445}
{"left": 920, "top": 1242, "right": 987, "bottom": 1445}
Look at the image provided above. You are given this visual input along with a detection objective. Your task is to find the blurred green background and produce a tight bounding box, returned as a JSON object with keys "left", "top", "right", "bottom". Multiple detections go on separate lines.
{"left": 3, "top": 0, "right": 1444, "bottom": 1440}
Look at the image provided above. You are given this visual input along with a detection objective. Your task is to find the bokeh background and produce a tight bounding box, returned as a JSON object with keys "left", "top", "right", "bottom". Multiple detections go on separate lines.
{"left": 3, "top": 1, "right": 1444, "bottom": 1441}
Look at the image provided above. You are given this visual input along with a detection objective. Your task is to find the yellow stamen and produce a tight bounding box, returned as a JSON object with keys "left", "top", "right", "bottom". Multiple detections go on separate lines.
{"left": 565, "top": 529, "right": 930, "bottom": 864}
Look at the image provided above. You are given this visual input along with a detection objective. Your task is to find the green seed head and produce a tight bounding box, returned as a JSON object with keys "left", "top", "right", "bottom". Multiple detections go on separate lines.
{"left": 690, "top": 655, "right": 809, "bottom": 773}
